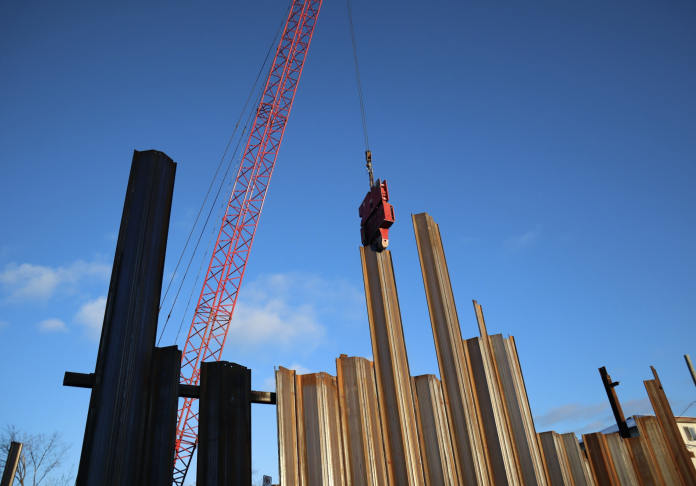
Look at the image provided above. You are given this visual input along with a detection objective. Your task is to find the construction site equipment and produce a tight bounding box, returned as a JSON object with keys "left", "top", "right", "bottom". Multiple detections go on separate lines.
{"left": 173, "top": 1, "right": 323, "bottom": 483}
{"left": 275, "top": 212, "right": 696, "bottom": 486}
{"left": 359, "top": 178, "right": 395, "bottom": 252}
{"left": 644, "top": 367, "right": 696, "bottom": 484}
{"left": 599, "top": 366, "right": 632, "bottom": 439}
{"left": 0, "top": 442, "right": 22, "bottom": 486}
{"left": 63, "top": 151, "right": 278, "bottom": 485}
{"left": 360, "top": 247, "right": 424, "bottom": 485}
{"left": 412, "top": 212, "right": 489, "bottom": 486}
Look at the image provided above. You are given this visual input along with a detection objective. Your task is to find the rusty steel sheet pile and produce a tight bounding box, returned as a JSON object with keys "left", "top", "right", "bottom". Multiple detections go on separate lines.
{"left": 274, "top": 212, "right": 696, "bottom": 486}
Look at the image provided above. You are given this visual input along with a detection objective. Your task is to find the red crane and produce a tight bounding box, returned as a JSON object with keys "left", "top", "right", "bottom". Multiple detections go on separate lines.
{"left": 172, "top": 0, "right": 323, "bottom": 483}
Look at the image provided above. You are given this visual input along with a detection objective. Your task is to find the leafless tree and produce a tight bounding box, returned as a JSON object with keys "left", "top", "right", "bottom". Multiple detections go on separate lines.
{"left": 0, "top": 425, "right": 74, "bottom": 486}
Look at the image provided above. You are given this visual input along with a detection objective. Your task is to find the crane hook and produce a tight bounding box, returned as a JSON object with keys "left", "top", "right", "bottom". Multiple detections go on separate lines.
{"left": 366, "top": 150, "right": 374, "bottom": 187}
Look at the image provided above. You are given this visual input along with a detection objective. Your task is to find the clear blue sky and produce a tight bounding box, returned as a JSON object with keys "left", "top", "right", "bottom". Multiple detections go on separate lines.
{"left": 1, "top": 1, "right": 694, "bottom": 483}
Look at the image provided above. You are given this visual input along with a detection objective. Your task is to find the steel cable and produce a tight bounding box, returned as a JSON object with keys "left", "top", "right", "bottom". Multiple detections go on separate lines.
{"left": 156, "top": 3, "right": 292, "bottom": 345}
{"left": 346, "top": 0, "right": 370, "bottom": 152}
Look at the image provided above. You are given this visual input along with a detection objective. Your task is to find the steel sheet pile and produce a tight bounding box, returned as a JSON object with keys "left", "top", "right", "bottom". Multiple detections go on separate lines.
{"left": 275, "top": 213, "right": 696, "bottom": 486}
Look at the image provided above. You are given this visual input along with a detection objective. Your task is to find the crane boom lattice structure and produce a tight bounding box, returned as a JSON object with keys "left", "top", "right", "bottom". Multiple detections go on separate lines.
{"left": 172, "top": 0, "right": 323, "bottom": 482}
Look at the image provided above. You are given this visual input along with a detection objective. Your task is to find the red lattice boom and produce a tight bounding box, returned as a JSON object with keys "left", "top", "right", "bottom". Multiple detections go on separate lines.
{"left": 172, "top": 1, "right": 323, "bottom": 483}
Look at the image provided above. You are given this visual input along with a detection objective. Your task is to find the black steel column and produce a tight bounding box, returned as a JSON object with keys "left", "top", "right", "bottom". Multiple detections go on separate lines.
{"left": 599, "top": 366, "right": 631, "bottom": 439}
{"left": 0, "top": 442, "right": 22, "bottom": 486}
{"left": 197, "top": 361, "right": 252, "bottom": 486}
{"left": 76, "top": 150, "right": 176, "bottom": 486}
{"left": 139, "top": 345, "right": 182, "bottom": 485}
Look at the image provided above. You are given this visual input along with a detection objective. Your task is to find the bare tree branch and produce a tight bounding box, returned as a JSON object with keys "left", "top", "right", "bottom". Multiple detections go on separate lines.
{"left": 1, "top": 425, "right": 74, "bottom": 486}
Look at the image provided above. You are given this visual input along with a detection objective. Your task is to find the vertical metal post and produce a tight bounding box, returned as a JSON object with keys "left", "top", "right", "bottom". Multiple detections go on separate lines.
{"left": 599, "top": 367, "right": 631, "bottom": 439}
{"left": 76, "top": 150, "right": 176, "bottom": 486}
{"left": 140, "top": 346, "right": 182, "bottom": 485}
{"left": 197, "top": 361, "right": 251, "bottom": 486}
{"left": 685, "top": 355, "right": 696, "bottom": 388}
{"left": 0, "top": 442, "right": 22, "bottom": 486}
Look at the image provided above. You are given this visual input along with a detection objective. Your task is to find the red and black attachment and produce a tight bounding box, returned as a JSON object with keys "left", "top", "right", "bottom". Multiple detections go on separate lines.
{"left": 359, "top": 163, "right": 395, "bottom": 252}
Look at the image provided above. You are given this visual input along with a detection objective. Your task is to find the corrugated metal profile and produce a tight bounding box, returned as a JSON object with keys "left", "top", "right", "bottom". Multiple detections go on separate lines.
{"left": 412, "top": 374, "right": 458, "bottom": 486}
{"left": 360, "top": 247, "right": 425, "bottom": 486}
{"left": 336, "top": 356, "right": 389, "bottom": 486}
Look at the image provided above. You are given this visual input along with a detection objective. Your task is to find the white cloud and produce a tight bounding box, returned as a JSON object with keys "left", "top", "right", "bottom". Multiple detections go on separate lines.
{"left": 38, "top": 318, "right": 67, "bottom": 333}
{"left": 534, "top": 401, "right": 609, "bottom": 431}
{"left": 533, "top": 397, "right": 655, "bottom": 435}
{"left": 289, "top": 362, "right": 311, "bottom": 375}
{"left": 229, "top": 299, "right": 324, "bottom": 350}
{"left": 505, "top": 225, "right": 541, "bottom": 253}
{"left": 224, "top": 273, "right": 361, "bottom": 356}
{"left": 75, "top": 296, "right": 107, "bottom": 340}
{"left": 0, "top": 261, "right": 110, "bottom": 301}
{"left": 622, "top": 397, "right": 654, "bottom": 417}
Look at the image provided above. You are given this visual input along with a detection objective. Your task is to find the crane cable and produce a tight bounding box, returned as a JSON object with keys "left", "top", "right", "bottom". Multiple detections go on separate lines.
{"left": 156, "top": 1, "right": 292, "bottom": 346}
{"left": 346, "top": 0, "right": 374, "bottom": 187}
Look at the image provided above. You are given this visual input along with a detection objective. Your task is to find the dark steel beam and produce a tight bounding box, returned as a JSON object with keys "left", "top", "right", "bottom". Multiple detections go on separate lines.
{"left": 197, "top": 361, "right": 251, "bottom": 486}
{"left": 599, "top": 366, "right": 631, "bottom": 439}
{"left": 64, "top": 371, "right": 275, "bottom": 404}
{"left": 75, "top": 150, "right": 176, "bottom": 486}
{"left": 63, "top": 372, "right": 95, "bottom": 388}
{"left": 0, "top": 442, "right": 22, "bottom": 486}
{"left": 685, "top": 355, "right": 696, "bottom": 388}
{"left": 140, "top": 346, "right": 181, "bottom": 486}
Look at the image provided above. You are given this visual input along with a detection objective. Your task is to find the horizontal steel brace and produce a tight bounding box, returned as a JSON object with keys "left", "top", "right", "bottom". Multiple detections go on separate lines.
{"left": 63, "top": 372, "right": 276, "bottom": 405}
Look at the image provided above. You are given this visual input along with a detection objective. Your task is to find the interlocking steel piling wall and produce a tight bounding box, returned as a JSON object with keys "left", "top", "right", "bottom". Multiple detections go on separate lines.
{"left": 336, "top": 356, "right": 389, "bottom": 486}
{"left": 412, "top": 375, "right": 458, "bottom": 486}
{"left": 412, "top": 213, "right": 489, "bottom": 486}
{"left": 296, "top": 372, "right": 346, "bottom": 485}
{"left": 277, "top": 367, "right": 301, "bottom": 486}
{"left": 360, "top": 247, "right": 425, "bottom": 486}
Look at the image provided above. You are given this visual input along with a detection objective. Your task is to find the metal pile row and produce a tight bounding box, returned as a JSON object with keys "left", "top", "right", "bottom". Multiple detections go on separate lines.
{"left": 274, "top": 213, "right": 696, "bottom": 486}
{"left": 580, "top": 370, "right": 696, "bottom": 485}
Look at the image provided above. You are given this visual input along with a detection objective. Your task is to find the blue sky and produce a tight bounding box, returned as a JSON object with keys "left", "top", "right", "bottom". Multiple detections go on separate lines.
{"left": 1, "top": 1, "right": 695, "bottom": 483}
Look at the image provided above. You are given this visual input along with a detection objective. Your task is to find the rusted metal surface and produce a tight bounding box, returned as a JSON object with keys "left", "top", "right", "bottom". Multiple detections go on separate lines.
{"left": 506, "top": 336, "right": 549, "bottom": 486}
{"left": 296, "top": 372, "right": 346, "bottom": 485}
{"left": 624, "top": 436, "right": 662, "bottom": 486}
{"left": 467, "top": 304, "right": 522, "bottom": 486}
{"left": 0, "top": 442, "right": 22, "bottom": 486}
{"left": 336, "top": 356, "right": 389, "bottom": 486}
{"left": 197, "top": 361, "right": 251, "bottom": 486}
{"left": 360, "top": 247, "right": 424, "bottom": 486}
{"left": 583, "top": 433, "right": 621, "bottom": 486}
{"left": 604, "top": 434, "right": 639, "bottom": 486}
{"left": 599, "top": 367, "right": 631, "bottom": 440}
{"left": 644, "top": 369, "right": 696, "bottom": 485}
{"left": 412, "top": 212, "right": 489, "bottom": 486}
{"left": 412, "top": 375, "right": 458, "bottom": 486}
{"left": 538, "top": 432, "right": 574, "bottom": 486}
{"left": 559, "top": 433, "right": 596, "bottom": 486}
{"left": 75, "top": 150, "right": 176, "bottom": 486}
{"left": 466, "top": 335, "right": 516, "bottom": 486}
{"left": 276, "top": 367, "right": 300, "bottom": 486}
{"left": 490, "top": 334, "right": 545, "bottom": 486}
{"left": 634, "top": 416, "right": 680, "bottom": 486}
